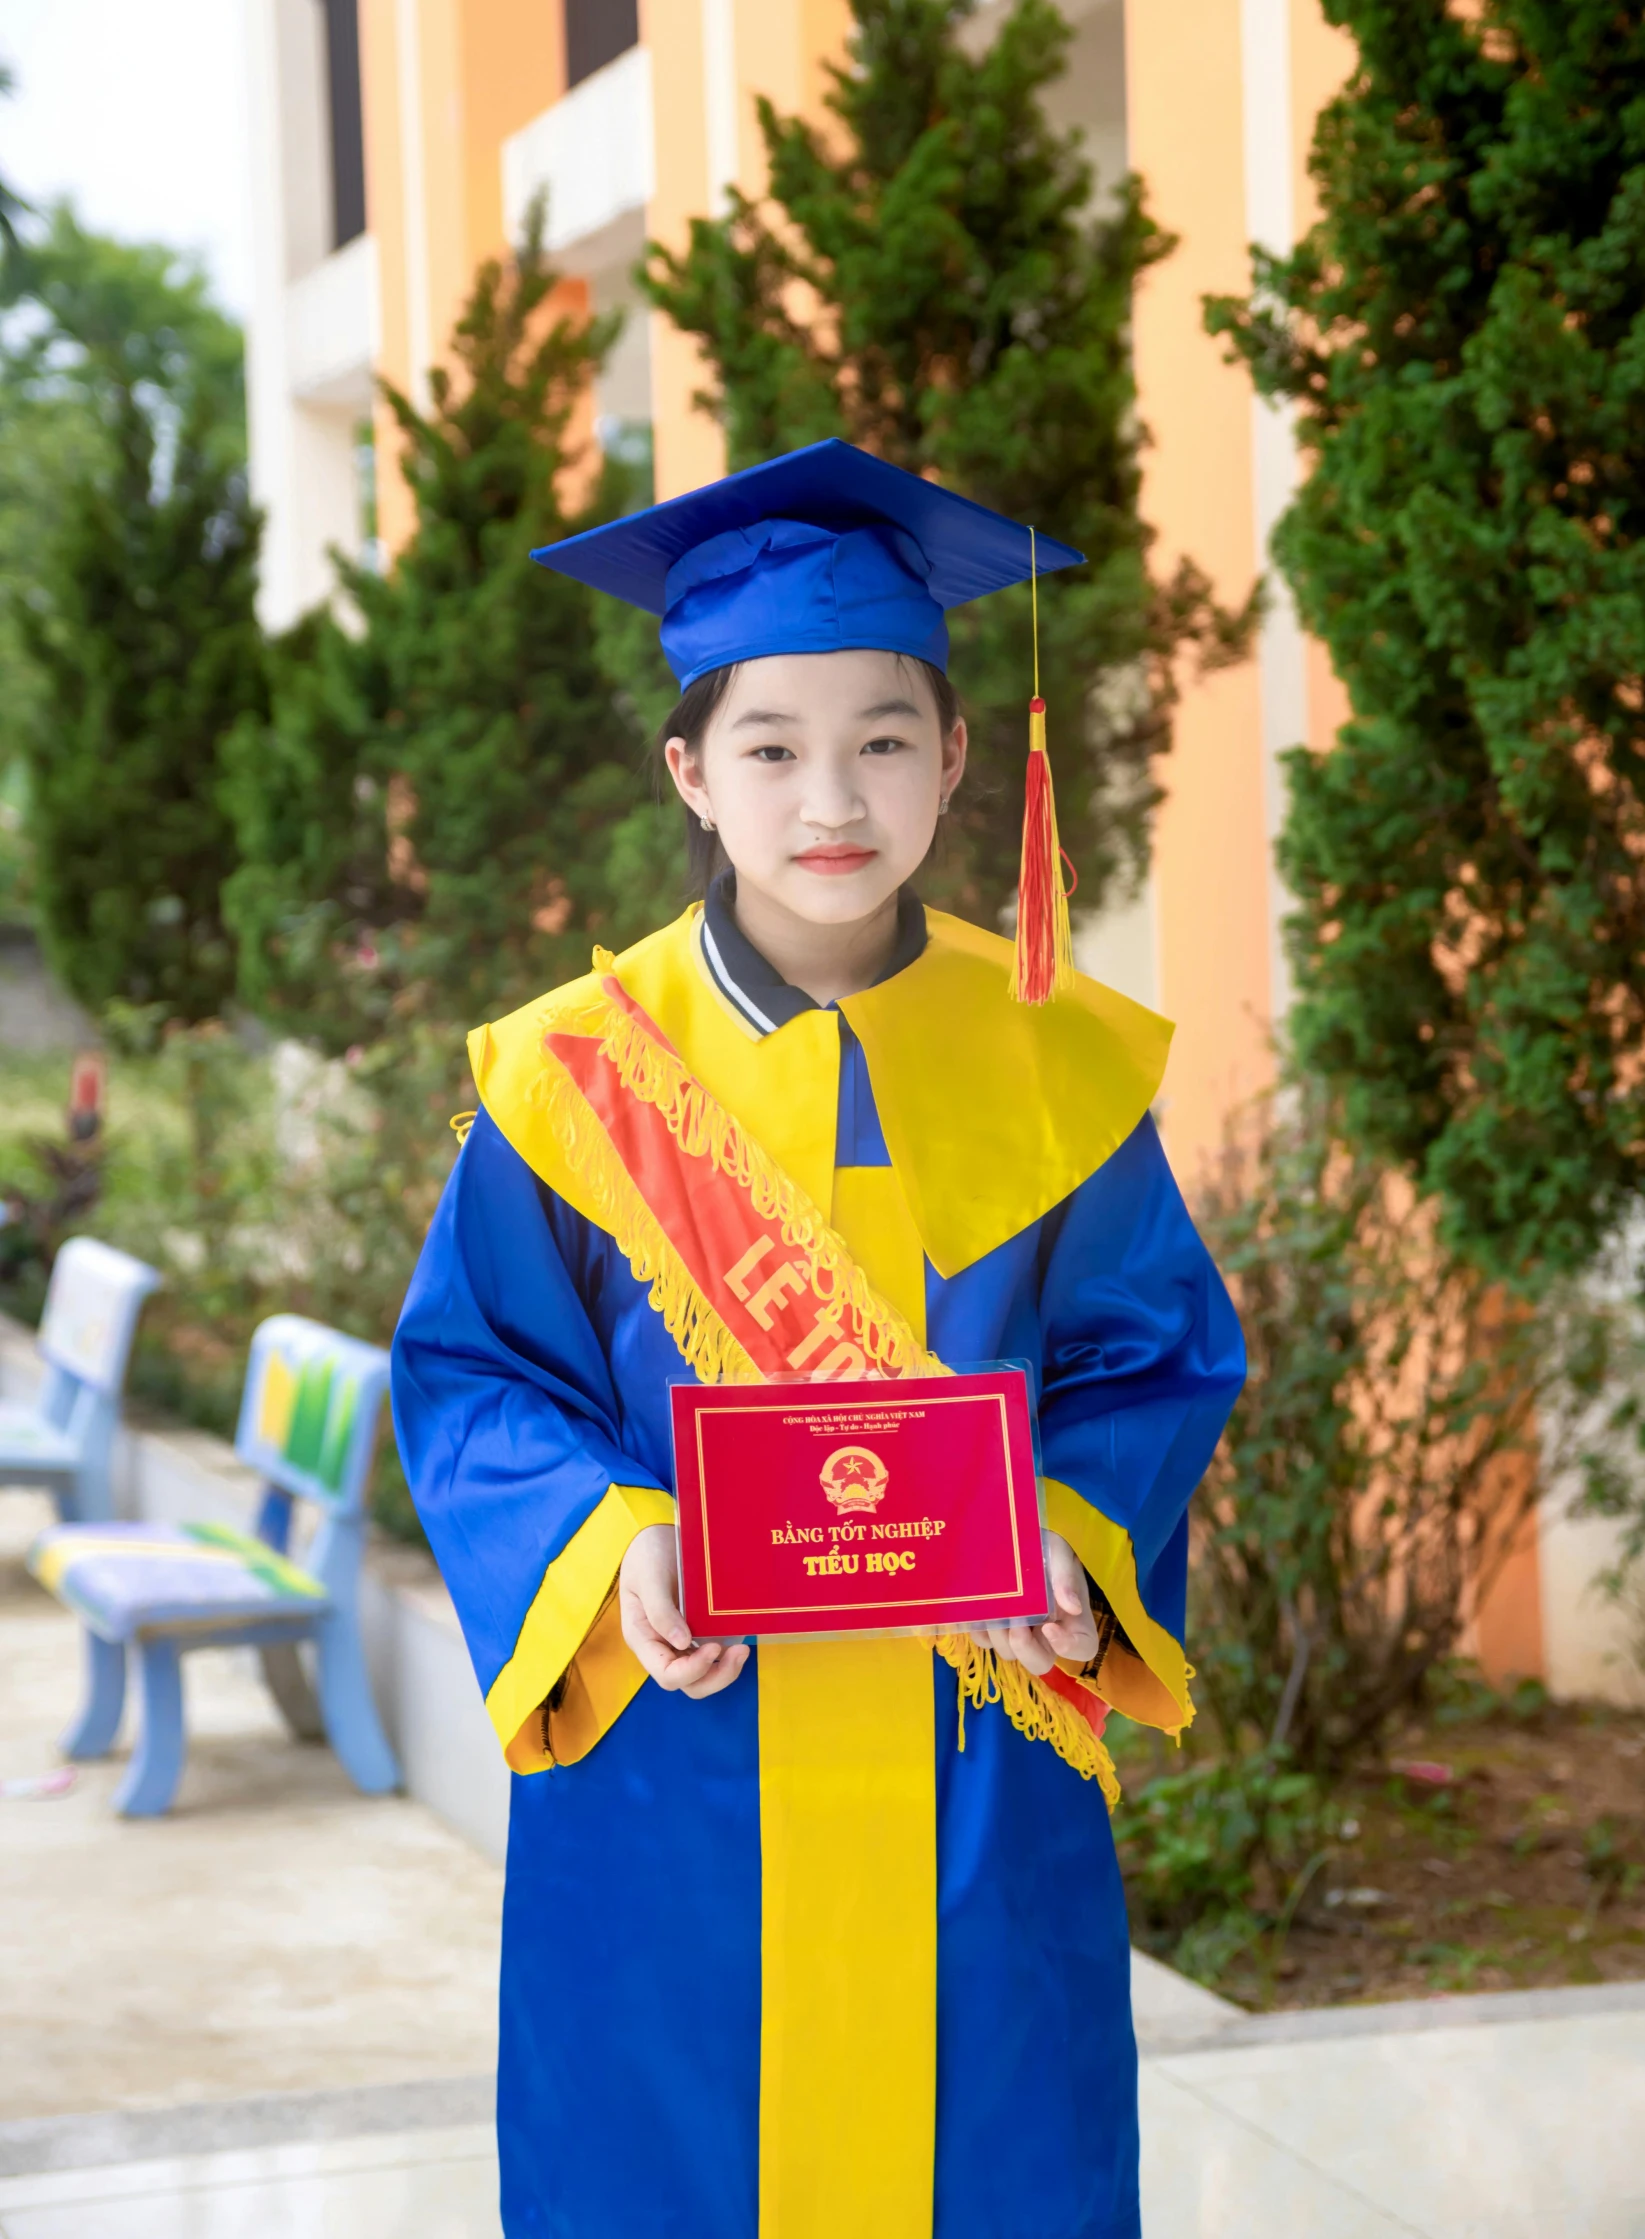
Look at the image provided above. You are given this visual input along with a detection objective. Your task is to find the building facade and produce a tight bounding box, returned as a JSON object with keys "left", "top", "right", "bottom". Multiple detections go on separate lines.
{"left": 237, "top": 0, "right": 1642, "bottom": 1704}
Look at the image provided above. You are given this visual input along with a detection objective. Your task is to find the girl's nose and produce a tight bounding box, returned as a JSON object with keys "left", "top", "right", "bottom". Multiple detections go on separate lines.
{"left": 798, "top": 764, "right": 867, "bottom": 832}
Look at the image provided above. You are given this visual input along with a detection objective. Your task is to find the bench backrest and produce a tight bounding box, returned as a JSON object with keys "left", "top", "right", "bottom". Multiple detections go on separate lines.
{"left": 37, "top": 1238, "right": 162, "bottom": 1400}
{"left": 234, "top": 1314, "right": 391, "bottom": 1520}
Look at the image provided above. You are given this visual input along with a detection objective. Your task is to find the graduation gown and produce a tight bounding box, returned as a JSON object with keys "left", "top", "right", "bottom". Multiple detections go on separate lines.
{"left": 391, "top": 896, "right": 1244, "bottom": 2239}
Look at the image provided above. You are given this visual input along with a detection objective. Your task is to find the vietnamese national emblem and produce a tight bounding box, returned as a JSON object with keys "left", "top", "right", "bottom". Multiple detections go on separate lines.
{"left": 819, "top": 1445, "right": 889, "bottom": 1515}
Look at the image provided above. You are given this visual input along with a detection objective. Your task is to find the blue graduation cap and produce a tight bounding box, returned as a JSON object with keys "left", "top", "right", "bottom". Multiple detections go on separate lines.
{"left": 530, "top": 438, "right": 1083, "bottom": 689}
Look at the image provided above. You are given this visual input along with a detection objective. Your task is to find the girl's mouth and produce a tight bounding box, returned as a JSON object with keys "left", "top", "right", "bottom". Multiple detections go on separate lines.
{"left": 794, "top": 845, "right": 877, "bottom": 876}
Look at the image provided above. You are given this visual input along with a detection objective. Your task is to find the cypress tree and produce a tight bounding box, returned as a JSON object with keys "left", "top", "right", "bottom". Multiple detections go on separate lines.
{"left": 224, "top": 209, "right": 664, "bottom": 1049}
{"left": 6, "top": 211, "right": 261, "bottom": 1022}
{"left": 642, "top": 0, "right": 1244, "bottom": 925}
{"left": 1207, "top": 1, "right": 1645, "bottom": 1284}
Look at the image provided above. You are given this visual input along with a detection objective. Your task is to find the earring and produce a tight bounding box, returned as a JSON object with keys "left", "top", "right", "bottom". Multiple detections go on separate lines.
{"left": 700, "top": 814, "right": 715, "bottom": 832}
{"left": 938, "top": 795, "right": 950, "bottom": 816}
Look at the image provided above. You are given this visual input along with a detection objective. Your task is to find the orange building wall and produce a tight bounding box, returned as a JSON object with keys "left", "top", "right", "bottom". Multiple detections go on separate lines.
{"left": 645, "top": 0, "right": 852, "bottom": 503}
{"left": 1124, "top": 0, "right": 1275, "bottom": 1178}
{"left": 640, "top": 0, "right": 724, "bottom": 504}
{"left": 362, "top": 0, "right": 576, "bottom": 556}
{"left": 457, "top": 1, "right": 564, "bottom": 268}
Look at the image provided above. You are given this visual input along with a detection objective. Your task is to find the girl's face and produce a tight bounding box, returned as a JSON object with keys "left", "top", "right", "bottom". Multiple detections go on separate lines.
{"left": 664, "top": 650, "right": 967, "bottom": 928}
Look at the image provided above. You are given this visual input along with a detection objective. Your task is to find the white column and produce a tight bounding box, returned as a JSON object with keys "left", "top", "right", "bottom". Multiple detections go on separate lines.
{"left": 1240, "top": 0, "right": 1308, "bottom": 1029}
{"left": 242, "top": 0, "right": 303, "bottom": 631}
{"left": 702, "top": 0, "right": 740, "bottom": 213}
{"left": 240, "top": 0, "right": 376, "bottom": 632}
{"left": 395, "top": 0, "right": 434, "bottom": 412}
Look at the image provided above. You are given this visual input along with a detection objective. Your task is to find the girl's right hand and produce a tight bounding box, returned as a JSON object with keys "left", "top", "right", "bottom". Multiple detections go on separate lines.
{"left": 619, "top": 1524, "right": 749, "bottom": 1699}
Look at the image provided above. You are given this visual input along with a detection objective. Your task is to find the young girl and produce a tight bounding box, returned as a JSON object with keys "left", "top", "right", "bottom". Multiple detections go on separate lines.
{"left": 392, "top": 440, "right": 1244, "bottom": 2239}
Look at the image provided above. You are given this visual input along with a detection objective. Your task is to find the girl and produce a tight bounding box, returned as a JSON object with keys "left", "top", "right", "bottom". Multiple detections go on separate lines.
{"left": 392, "top": 439, "right": 1244, "bottom": 2239}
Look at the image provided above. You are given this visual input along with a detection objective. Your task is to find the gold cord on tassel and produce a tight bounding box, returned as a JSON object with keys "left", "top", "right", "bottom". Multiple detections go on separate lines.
{"left": 1031, "top": 525, "right": 1040, "bottom": 702}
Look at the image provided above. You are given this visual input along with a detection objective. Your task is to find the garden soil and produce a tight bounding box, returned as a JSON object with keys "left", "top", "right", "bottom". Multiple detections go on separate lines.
{"left": 1230, "top": 1699, "right": 1645, "bottom": 2014}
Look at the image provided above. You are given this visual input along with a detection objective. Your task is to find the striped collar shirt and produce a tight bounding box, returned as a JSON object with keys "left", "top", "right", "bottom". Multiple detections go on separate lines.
{"left": 698, "top": 871, "right": 927, "bottom": 1040}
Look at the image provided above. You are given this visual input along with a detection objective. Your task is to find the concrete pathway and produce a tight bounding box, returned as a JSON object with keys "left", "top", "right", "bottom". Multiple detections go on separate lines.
{"left": 0, "top": 1495, "right": 503, "bottom": 2120}
{"left": 1139, "top": 1976, "right": 1645, "bottom": 2237}
{"left": 0, "top": 2125, "right": 497, "bottom": 2238}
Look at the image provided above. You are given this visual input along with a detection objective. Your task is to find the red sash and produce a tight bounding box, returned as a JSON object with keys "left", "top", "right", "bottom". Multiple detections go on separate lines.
{"left": 528, "top": 970, "right": 1114, "bottom": 1786}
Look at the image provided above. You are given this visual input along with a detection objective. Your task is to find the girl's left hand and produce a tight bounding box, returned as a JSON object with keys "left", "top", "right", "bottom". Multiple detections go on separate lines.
{"left": 965, "top": 1530, "right": 1099, "bottom": 1676}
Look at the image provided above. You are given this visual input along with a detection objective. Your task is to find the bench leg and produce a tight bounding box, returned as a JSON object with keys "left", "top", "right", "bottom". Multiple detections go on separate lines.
{"left": 260, "top": 1643, "right": 324, "bottom": 1742}
{"left": 61, "top": 1632, "right": 126, "bottom": 1759}
{"left": 315, "top": 1613, "right": 399, "bottom": 1796}
{"left": 111, "top": 1639, "right": 187, "bottom": 1817}
{"left": 66, "top": 1466, "right": 114, "bottom": 1524}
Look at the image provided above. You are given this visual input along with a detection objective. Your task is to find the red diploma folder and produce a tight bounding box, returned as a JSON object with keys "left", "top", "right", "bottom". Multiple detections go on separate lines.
{"left": 670, "top": 1368, "right": 1047, "bottom": 1638}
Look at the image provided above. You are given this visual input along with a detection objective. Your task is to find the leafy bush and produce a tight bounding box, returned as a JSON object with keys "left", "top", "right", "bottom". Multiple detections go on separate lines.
{"left": 1185, "top": 1078, "right": 1628, "bottom": 1782}
{"left": 1113, "top": 1079, "right": 1639, "bottom": 1983}
{"left": 1117, "top": 1752, "right": 1325, "bottom": 1927}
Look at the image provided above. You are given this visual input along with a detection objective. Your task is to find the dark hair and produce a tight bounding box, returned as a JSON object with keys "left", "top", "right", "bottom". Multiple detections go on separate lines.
{"left": 654, "top": 654, "right": 962, "bottom": 899}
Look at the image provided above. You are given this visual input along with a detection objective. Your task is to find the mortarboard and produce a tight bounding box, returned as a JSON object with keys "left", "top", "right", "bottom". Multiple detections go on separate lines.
{"left": 531, "top": 439, "right": 1085, "bottom": 1004}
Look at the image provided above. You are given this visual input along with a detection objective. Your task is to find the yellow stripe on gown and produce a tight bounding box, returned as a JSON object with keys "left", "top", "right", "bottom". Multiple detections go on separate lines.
{"left": 757, "top": 1163, "right": 936, "bottom": 2239}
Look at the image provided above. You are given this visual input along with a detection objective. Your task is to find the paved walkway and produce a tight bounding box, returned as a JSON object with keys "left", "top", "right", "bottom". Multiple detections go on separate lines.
{"left": 1140, "top": 1977, "right": 1645, "bottom": 2236}
{"left": 5, "top": 1491, "right": 1643, "bottom": 2235}
{"left": 1, "top": 1976, "right": 1641, "bottom": 2235}
{"left": 0, "top": 1496, "right": 502, "bottom": 2120}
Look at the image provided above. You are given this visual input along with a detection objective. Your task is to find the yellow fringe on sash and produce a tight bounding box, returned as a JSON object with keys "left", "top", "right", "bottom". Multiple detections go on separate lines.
{"left": 934, "top": 1634, "right": 1121, "bottom": 1807}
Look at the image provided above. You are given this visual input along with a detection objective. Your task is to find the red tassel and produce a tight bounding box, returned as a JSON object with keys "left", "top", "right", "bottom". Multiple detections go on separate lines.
{"left": 1010, "top": 697, "right": 1075, "bottom": 1005}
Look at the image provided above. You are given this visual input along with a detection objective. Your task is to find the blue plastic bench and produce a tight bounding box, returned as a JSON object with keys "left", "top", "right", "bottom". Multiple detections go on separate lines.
{"left": 0, "top": 1237, "right": 160, "bottom": 1523}
{"left": 29, "top": 1313, "right": 401, "bottom": 1817}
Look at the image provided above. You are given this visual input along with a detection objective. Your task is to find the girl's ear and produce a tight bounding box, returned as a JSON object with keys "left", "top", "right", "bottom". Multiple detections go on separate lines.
{"left": 940, "top": 716, "right": 969, "bottom": 805}
{"left": 664, "top": 735, "right": 712, "bottom": 822}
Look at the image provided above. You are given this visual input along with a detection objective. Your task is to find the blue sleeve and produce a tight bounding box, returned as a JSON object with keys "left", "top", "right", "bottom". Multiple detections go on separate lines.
{"left": 1036, "top": 1116, "right": 1245, "bottom": 1645}
{"left": 390, "top": 1106, "right": 669, "bottom": 1701}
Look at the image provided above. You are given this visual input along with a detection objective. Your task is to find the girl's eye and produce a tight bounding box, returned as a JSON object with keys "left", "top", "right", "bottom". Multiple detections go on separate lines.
{"left": 862, "top": 735, "right": 907, "bottom": 757}
{"left": 750, "top": 744, "right": 796, "bottom": 763}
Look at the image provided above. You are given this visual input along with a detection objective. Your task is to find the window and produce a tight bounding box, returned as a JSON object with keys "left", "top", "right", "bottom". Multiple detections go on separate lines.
{"left": 564, "top": 0, "right": 639, "bottom": 91}
{"left": 321, "top": 0, "right": 367, "bottom": 249}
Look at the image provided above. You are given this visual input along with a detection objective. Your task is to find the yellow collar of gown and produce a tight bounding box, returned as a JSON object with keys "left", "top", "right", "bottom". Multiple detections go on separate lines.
{"left": 470, "top": 904, "right": 1172, "bottom": 1281}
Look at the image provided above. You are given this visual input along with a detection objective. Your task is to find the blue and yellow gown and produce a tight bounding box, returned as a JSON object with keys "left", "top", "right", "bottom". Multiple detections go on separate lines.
{"left": 392, "top": 887, "right": 1244, "bottom": 2239}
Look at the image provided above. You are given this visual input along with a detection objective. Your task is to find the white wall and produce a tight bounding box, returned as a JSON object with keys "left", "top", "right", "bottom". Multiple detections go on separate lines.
{"left": 242, "top": 0, "right": 378, "bottom": 632}
{"left": 501, "top": 44, "right": 656, "bottom": 256}
{"left": 1540, "top": 1504, "right": 1645, "bottom": 1710}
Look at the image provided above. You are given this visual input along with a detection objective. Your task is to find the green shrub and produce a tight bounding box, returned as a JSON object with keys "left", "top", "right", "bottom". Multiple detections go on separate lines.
{"left": 1186, "top": 1078, "right": 1625, "bottom": 1782}
{"left": 1118, "top": 1753, "right": 1325, "bottom": 1928}
{"left": 1112, "top": 1077, "right": 1638, "bottom": 1982}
